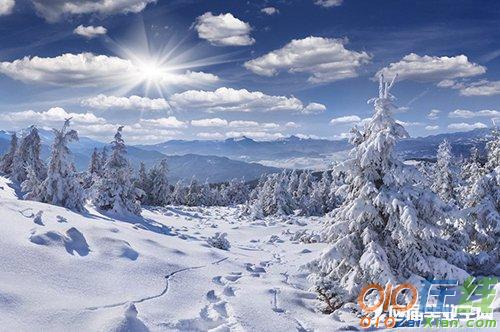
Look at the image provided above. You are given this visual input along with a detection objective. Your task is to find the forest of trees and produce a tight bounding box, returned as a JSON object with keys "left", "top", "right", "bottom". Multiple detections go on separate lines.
{"left": 0, "top": 77, "right": 498, "bottom": 311}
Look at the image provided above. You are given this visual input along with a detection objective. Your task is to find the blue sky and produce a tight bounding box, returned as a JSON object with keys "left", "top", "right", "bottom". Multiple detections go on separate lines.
{"left": 0, "top": 0, "right": 499, "bottom": 143}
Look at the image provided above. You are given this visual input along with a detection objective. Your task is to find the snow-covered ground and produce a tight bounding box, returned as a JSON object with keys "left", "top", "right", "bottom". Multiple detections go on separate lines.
{"left": 0, "top": 176, "right": 359, "bottom": 331}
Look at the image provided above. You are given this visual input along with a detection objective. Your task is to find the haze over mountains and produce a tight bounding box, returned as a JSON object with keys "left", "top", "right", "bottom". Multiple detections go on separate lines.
{"left": 0, "top": 127, "right": 494, "bottom": 183}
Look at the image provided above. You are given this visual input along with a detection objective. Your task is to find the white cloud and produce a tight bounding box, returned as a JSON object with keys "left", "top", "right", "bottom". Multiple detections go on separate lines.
{"left": 396, "top": 120, "right": 423, "bottom": 127}
{"left": 428, "top": 109, "right": 440, "bottom": 120}
{"left": 32, "top": 0, "right": 156, "bottom": 22}
{"left": 244, "top": 36, "right": 371, "bottom": 83}
{"left": 191, "top": 118, "right": 228, "bottom": 127}
{"left": 82, "top": 94, "right": 170, "bottom": 111}
{"left": 376, "top": 54, "right": 485, "bottom": 82}
{"left": 170, "top": 87, "right": 323, "bottom": 114}
{"left": 138, "top": 116, "right": 186, "bottom": 128}
{"left": 448, "top": 122, "right": 487, "bottom": 131}
{"left": 425, "top": 125, "right": 439, "bottom": 131}
{"left": 0, "top": 107, "right": 106, "bottom": 126}
{"left": 457, "top": 80, "right": 500, "bottom": 96}
{"left": 285, "top": 121, "right": 300, "bottom": 128}
{"left": 303, "top": 102, "right": 326, "bottom": 114}
{"left": 226, "top": 131, "right": 284, "bottom": 141}
{"left": 0, "top": 0, "right": 15, "bottom": 16}
{"left": 261, "top": 7, "right": 278, "bottom": 15}
{"left": 197, "top": 132, "right": 224, "bottom": 140}
{"left": 73, "top": 25, "right": 107, "bottom": 38}
{"left": 330, "top": 115, "right": 361, "bottom": 125}
{"left": 194, "top": 12, "right": 254, "bottom": 46}
{"left": 0, "top": 53, "right": 219, "bottom": 87}
{"left": 448, "top": 109, "right": 500, "bottom": 119}
{"left": 314, "top": 0, "right": 342, "bottom": 7}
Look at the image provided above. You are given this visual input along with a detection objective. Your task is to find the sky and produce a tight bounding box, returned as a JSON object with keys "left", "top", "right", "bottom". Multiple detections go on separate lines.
{"left": 0, "top": 0, "right": 499, "bottom": 144}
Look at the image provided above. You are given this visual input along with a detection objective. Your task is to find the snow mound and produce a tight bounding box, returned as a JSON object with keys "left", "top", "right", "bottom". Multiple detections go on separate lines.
{"left": 99, "top": 303, "right": 149, "bottom": 332}
{"left": 29, "top": 227, "right": 90, "bottom": 256}
{"left": 96, "top": 237, "right": 139, "bottom": 261}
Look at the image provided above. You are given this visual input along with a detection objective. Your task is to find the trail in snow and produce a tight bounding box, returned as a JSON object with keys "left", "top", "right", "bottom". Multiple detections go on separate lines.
{"left": 85, "top": 257, "right": 229, "bottom": 311}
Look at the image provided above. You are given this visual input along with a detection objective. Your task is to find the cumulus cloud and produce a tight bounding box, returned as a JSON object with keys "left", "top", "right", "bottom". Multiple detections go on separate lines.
{"left": 73, "top": 25, "right": 107, "bottom": 38}
{"left": 0, "top": 107, "right": 107, "bottom": 133}
{"left": 170, "top": 87, "right": 324, "bottom": 114}
{"left": 330, "top": 115, "right": 361, "bottom": 125}
{"left": 428, "top": 109, "right": 440, "bottom": 120}
{"left": 226, "top": 131, "right": 284, "bottom": 141}
{"left": 456, "top": 80, "right": 500, "bottom": 96}
{"left": 425, "top": 125, "right": 439, "bottom": 131}
{"left": 138, "top": 116, "right": 186, "bottom": 128}
{"left": 0, "top": 53, "right": 219, "bottom": 87}
{"left": 0, "top": 0, "right": 15, "bottom": 16}
{"left": 194, "top": 12, "right": 255, "bottom": 46}
{"left": 303, "top": 102, "right": 326, "bottom": 114}
{"left": 261, "top": 7, "right": 278, "bottom": 15}
{"left": 32, "top": 0, "right": 157, "bottom": 22}
{"left": 376, "top": 54, "right": 485, "bottom": 82}
{"left": 244, "top": 37, "right": 371, "bottom": 83}
{"left": 191, "top": 118, "right": 228, "bottom": 127}
{"left": 285, "top": 121, "right": 300, "bottom": 128}
{"left": 448, "top": 109, "right": 499, "bottom": 119}
{"left": 82, "top": 94, "right": 170, "bottom": 111}
{"left": 314, "top": 0, "right": 343, "bottom": 7}
{"left": 448, "top": 122, "right": 487, "bottom": 131}
{"left": 197, "top": 132, "right": 224, "bottom": 140}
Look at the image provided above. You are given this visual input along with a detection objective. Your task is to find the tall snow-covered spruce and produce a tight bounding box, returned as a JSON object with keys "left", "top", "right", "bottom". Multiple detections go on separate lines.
{"left": 33, "top": 119, "right": 85, "bottom": 211}
{"left": 93, "top": 126, "right": 142, "bottom": 215}
{"left": 432, "top": 139, "right": 457, "bottom": 204}
{"left": 11, "top": 126, "right": 46, "bottom": 183}
{"left": 0, "top": 133, "right": 17, "bottom": 174}
{"left": 147, "top": 159, "right": 170, "bottom": 206}
{"left": 307, "top": 76, "right": 469, "bottom": 311}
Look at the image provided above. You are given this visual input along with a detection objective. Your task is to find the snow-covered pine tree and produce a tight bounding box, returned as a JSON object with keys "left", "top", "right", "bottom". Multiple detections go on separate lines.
{"left": 171, "top": 180, "right": 186, "bottom": 205}
{"left": 185, "top": 177, "right": 201, "bottom": 206}
{"left": 223, "top": 178, "right": 249, "bottom": 205}
{"left": 459, "top": 147, "right": 485, "bottom": 205}
{"left": 297, "top": 171, "right": 314, "bottom": 215}
{"left": 134, "top": 162, "right": 150, "bottom": 204}
{"left": 148, "top": 159, "right": 170, "bottom": 206}
{"left": 33, "top": 119, "right": 85, "bottom": 211}
{"left": 307, "top": 76, "right": 469, "bottom": 306}
{"left": 93, "top": 126, "right": 142, "bottom": 215}
{"left": 0, "top": 133, "right": 17, "bottom": 174}
{"left": 462, "top": 131, "right": 499, "bottom": 274}
{"left": 21, "top": 166, "right": 43, "bottom": 200}
{"left": 88, "top": 148, "right": 102, "bottom": 177}
{"left": 11, "top": 126, "right": 46, "bottom": 183}
{"left": 100, "top": 146, "right": 108, "bottom": 165}
{"left": 432, "top": 139, "right": 457, "bottom": 204}
{"left": 287, "top": 169, "right": 299, "bottom": 200}
{"left": 199, "top": 180, "right": 213, "bottom": 206}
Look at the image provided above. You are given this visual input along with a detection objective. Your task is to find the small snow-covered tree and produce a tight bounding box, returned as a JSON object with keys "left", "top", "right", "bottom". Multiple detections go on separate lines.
{"left": 34, "top": 119, "right": 85, "bottom": 211}
{"left": 432, "top": 140, "right": 457, "bottom": 204}
{"left": 88, "top": 148, "right": 102, "bottom": 176}
{"left": 459, "top": 147, "right": 485, "bottom": 205}
{"left": 134, "top": 162, "right": 150, "bottom": 203}
{"left": 21, "top": 166, "right": 43, "bottom": 200}
{"left": 171, "top": 180, "right": 186, "bottom": 205}
{"left": 287, "top": 169, "right": 299, "bottom": 198}
{"left": 223, "top": 178, "right": 249, "bottom": 205}
{"left": 308, "top": 76, "right": 469, "bottom": 305}
{"left": 185, "top": 177, "right": 201, "bottom": 206}
{"left": 0, "top": 133, "right": 17, "bottom": 174}
{"left": 93, "top": 127, "right": 142, "bottom": 215}
{"left": 148, "top": 159, "right": 170, "bottom": 206}
{"left": 11, "top": 126, "right": 46, "bottom": 183}
{"left": 485, "top": 127, "right": 499, "bottom": 172}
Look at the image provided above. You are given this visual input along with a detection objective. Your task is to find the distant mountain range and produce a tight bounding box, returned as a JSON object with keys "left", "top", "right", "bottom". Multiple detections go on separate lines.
{"left": 0, "top": 127, "right": 494, "bottom": 182}
{"left": 0, "top": 129, "right": 280, "bottom": 183}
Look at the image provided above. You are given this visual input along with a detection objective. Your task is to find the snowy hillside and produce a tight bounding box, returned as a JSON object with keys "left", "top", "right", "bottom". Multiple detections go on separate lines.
{"left": 0, "top": 175, "right": 357, "bottom": 331}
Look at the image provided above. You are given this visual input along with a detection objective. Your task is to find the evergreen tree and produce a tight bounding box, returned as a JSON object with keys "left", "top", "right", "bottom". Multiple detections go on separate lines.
{"left": 171, "top": 180, "right": 186, "bottom": 205}
{"left": 185, "top": 177, "right": 201, "bottom": 206}
{"left": 88, "top": 148, "right": 102, "bottom": 176}
{"left": 11, "top": 126, "right": 46, "bottom": 183}
{"left": 432, "top": 140, "right": 457, "bottom": 204}
{"left": 21, "top": 166, "right": 43, "bottom": 201}
{"left": 0, "top": 133, "right": 17, "bottom": 174}
{"left": 35, "top": 119, "right": 85, "bottom": 210}
{"left": 308, "top": 76, "right": 468, "bottom": 305}
{"left": 148, "top": 159, "right": 170, "bottom": 206}
{"left": 93, "top": 127, "right": 142, "bottom": 215}
{"left": 134, "top": 162, "right": 150, "bottom": 204}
